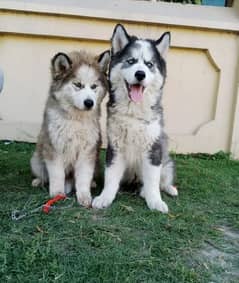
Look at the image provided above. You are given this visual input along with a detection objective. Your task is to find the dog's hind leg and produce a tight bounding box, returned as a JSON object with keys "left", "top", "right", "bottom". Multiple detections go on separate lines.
{"left": 160, "top": 158, "right": 178, "bottom": 196}
{"left": 30, "top": 151, "right": 48, "bottom": 187}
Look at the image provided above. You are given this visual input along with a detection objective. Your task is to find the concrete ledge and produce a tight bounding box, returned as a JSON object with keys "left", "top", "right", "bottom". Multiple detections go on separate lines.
{"left": 0, "top": 0, "right": 239, "bottom": 32}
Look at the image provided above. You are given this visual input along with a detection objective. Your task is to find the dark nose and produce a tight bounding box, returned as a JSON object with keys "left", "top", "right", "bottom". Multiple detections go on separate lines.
{"left": 135, "top": 70, "right": 146, "bottom": 82}
{"left": 84, "top": 99, "right": 94, "bottom": 109}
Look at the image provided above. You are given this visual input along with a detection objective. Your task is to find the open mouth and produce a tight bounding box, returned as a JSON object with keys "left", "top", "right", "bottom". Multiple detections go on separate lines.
{"left": 125, "top": 81, "right": 145, "bottom": 103}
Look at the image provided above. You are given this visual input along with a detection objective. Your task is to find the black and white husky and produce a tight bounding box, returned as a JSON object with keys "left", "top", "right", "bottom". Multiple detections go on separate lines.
{"left": 92, "top": 24, "right": 178, "bottom": 213}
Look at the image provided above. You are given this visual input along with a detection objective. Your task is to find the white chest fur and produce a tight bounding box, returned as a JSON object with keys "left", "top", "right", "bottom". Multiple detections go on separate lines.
{"left": 109, "top": 111, "right": 161, "bottom": 166}
{"left": 47, "top": 109, "right": 99, "bottom": 166}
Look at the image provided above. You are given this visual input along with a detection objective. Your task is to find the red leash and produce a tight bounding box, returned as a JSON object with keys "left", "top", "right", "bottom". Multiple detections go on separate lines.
{"left": 42, "top": 194, "right": 66, "bottom": 213}
{"left": 11, "top": 194, "right": 74, "bottom": 221}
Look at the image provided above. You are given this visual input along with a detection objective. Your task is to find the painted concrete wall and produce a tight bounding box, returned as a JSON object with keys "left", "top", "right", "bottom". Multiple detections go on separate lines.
{"left": 0, "top": 0, "right": 239, "bottom": 158}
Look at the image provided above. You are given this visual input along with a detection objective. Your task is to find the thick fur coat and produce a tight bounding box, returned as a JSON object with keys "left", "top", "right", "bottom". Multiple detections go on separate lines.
{"left": 31, "top": 50, "right": 110, "bottom": 207}
{"left": 92, "top": 24, "right": 178, "bottom": 212}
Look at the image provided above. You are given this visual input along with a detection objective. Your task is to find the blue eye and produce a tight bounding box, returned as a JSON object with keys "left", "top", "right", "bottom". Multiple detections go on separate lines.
{"left": 146, "top": 61, "right": 153, "bottom": 69}
{"left": 127, "top": 58, "right": 137, "bottom": 65}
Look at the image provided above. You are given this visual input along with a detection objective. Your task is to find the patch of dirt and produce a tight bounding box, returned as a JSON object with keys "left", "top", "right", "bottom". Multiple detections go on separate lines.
{"left": 194, "top": 226, "right": 239, "bottom": 283}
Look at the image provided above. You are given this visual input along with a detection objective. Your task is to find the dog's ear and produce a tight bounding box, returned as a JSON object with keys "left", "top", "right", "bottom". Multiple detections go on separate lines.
{"left": 98, "top": 50, "right": 110, "bottom": 73}
{"left": 155, "top": 32, "right": 171, "bottom": 60}
{"left": 111, "top": 24, "right": 130, "bottom": 55}
{"left": 51, "top": 52, "right": 72, "bottom": 75}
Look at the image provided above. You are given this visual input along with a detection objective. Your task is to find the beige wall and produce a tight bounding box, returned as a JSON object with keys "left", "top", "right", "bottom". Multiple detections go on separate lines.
{"left": 0, "top": 0, "right": 239, "bottom": 158}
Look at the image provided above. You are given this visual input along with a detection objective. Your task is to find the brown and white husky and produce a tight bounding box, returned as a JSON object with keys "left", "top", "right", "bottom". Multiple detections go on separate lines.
{"left": 31, "top": 50, "right": 110, "bottom": 207}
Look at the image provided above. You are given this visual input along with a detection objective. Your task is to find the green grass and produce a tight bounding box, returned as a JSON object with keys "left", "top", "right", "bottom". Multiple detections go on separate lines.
{"left": 0, "top": 142, "right": 239, "bottom": 283}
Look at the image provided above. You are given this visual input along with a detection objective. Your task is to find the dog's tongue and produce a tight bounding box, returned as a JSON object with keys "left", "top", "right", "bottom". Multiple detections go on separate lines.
{"left": 129, "top": 84, "right": 143, "bottom": 102}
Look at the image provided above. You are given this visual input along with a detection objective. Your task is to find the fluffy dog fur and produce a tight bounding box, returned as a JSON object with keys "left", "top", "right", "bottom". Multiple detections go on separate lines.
{"left": 92, "top": 24, "right": 178, "bottom": 213}
{"left": 31, "top": 50, "right": 110, "bottom": 207}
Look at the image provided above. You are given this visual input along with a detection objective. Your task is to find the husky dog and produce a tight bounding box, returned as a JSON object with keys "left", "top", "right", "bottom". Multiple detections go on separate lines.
{"left": 31, "top": 50, "right": 110, "bottom": 207}
{"left": 92, "top": 24, "right": 178, "bottom": 213}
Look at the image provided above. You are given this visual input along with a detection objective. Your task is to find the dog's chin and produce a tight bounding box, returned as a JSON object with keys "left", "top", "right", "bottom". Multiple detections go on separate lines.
{"left": 73, "top": 104, "right": 95, "bottom": 112}
{"left": 125, "top": 80, "right": 145, "bottom": 103}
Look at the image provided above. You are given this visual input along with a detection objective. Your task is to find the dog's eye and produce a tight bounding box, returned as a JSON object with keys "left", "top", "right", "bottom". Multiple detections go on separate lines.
{"left": 91, "top": 84, "right": 97, "bottom": 90}
{"left": 127, "top": 58, "right": 137, "bottom": 65}
{"left": 74, "top": 82, "right": 84, "bottom": 89}
{"left": 145, "top": 61, "right": 153, "bottom": 69}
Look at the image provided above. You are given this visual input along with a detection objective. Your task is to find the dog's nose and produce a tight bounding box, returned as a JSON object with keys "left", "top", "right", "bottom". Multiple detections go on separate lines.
{"left": 84, "top": 99, "right": 94, "bottom": 109}
{"left": 135, "top": 70, "right": 146, "bottom": 82}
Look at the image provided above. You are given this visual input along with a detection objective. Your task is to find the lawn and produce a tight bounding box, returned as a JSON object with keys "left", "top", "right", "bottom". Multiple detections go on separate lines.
{"left": 0, "top": 142, "right": 239, "bottom": 283}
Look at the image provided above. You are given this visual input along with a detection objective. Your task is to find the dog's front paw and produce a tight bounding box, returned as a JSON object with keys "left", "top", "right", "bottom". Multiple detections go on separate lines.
{"left": 92, "top": 195, "right": 113, "bottom": 209}
{"left": 146, "top": 196, "right": 168, "bottom": 213}
{"left": 77, "top": 192, "right": 92, "bottom": 208}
